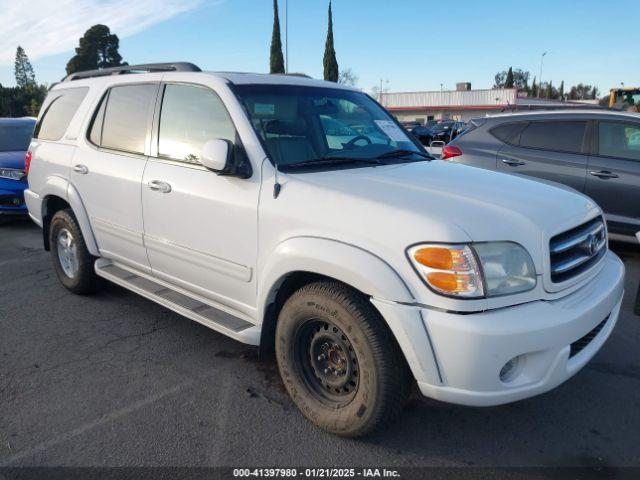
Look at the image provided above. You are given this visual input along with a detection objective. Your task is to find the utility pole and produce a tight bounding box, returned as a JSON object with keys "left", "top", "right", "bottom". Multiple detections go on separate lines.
{"left": 538, "top": 51, "right": 547, "bottom": 98}
{"left": 285, "top": 0, "right": 288, "bottom": 73}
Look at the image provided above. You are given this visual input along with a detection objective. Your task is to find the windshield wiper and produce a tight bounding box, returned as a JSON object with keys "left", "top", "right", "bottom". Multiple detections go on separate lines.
{"left": 376, "top": 149, "right": 433, "bottom": 160}
{"left": 282, "top": 156, "right": 385, "bottom": 169}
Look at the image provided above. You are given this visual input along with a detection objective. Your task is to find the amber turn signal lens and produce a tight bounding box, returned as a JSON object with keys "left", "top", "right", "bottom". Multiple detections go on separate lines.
{"left": 426, "top": 272, "right": 459, "bottom": 292}
{"left": 413, "top": 247, "right": 453, "bottom": 270}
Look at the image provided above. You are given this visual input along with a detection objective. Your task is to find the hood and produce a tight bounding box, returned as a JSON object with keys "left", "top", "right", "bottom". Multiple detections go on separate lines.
{"left": 0, "top": 151, "right": 27, "bottom": 170}
{"left": 280, "top": 159, "right": 600, "bottom": 273}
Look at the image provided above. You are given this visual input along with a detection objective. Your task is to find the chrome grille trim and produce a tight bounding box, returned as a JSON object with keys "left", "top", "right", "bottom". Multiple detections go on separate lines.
{"left": 550, "top": 221, "right": 604, "bottom": 254}
{"left": 549, "top": 216, "right": 606, "bottom": 283}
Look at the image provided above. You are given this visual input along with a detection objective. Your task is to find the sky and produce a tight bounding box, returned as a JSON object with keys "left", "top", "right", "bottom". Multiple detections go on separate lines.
{"left": 0, "top": 0, "right": 638, "bottom": 95}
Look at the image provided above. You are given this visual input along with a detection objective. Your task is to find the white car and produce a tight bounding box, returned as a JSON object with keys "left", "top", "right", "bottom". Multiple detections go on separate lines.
{"left": 24, "top": 63, "right": 625, "bottom": 437}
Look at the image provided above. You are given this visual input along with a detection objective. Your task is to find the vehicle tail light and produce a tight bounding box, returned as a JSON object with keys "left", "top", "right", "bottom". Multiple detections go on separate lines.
{"left": 24, "top": 151, "right": 32, "bottom": 175}
{"left": 441, "top": 145, "right": 462, "bottom": 160}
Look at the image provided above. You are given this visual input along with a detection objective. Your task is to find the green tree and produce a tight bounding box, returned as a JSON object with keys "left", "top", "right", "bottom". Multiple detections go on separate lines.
{"left": 269, "top": 0, "right": 285, "bottom": 74}
{"left": 494, "top": 68, "right": 529, "bottom": 91}
{"left": 530, "top": 77, "right": 537, "bottom": 97}
{"left": 66, "top": 24, "right": 126, "bottom": 75}
{"left": 323, "top": 1, "right": 338, "bottom": 82}
{"left": 559, "top": 80, "right": 565, "bottom": 100}
{"left": 545, "top": 80, "right": 553, "bottom": 99}
{"left": 14, "top": 46, "right": 36, "bottom": 88}
{"left": 504, "top": 67, "right": 514, "bottom": 88}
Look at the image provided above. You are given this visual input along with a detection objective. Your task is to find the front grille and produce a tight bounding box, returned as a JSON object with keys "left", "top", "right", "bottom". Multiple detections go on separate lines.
{"left": 549, "top": 216, "right": 606, "bottom": 283}
{"left": 0, "top": 195, "right": 25, "bottom": 207}
{"left": 569, "top": 316, "right": 609, "bottom": 358}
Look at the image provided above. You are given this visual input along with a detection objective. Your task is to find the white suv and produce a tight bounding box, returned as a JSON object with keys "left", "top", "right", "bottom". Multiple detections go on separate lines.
{"left": 25, "top": 63, "right": 625, "bottom": 437}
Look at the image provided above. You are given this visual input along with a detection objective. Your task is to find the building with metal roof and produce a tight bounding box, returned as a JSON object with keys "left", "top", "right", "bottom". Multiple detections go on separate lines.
{"left": 379, "top": 84, "right": 600, "bottom": 123}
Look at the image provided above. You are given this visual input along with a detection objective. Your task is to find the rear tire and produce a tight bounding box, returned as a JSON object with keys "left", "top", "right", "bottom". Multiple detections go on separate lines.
{"left": 49, "top": 209, "right": 100, "bottom": 295}
{"left": 275, "top": 281, "right": 411, "bottom": 437}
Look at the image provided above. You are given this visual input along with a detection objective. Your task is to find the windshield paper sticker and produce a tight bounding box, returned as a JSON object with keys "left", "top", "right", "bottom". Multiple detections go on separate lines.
{"left": 374, "top": 120, "right": 406, "bottom": 142}
{"left": 254, "top": 103, "right": 275, "bottom": 115}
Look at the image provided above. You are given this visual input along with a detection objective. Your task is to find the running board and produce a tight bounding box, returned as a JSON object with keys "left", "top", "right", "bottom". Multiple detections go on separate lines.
{"left": 95, "top": 259, "right": 260, "bottom": 345}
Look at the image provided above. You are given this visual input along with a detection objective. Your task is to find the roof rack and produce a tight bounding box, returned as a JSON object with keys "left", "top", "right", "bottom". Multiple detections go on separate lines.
{"left": 62, "top": 62, "right": 201, "bottom": 82}
{"left": 273, "top": 72, "right": 312, "bottom": 79}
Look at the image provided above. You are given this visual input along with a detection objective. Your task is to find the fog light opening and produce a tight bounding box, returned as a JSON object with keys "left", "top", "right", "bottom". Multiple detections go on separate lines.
{"left": 500, "top": 356, "right": 521, "bottom": 383}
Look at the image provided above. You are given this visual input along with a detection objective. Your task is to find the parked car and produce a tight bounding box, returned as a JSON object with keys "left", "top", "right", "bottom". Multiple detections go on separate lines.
{"left": 0, "top": 117, "right": 36, "bottom": 218}
{"left": 25, "top": 63, "right": 624, "bottom": 437}
{"left": 445, "top": 110, "right": 640, "bottom": 243}
{"left": 401, "top": 120, "right": 422, "bottom": 131}
{"left": 411, "top": 120, "right": 465, "bottom": 146}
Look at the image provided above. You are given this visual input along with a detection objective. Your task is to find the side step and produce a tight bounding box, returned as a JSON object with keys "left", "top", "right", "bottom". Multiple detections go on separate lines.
{"left": 95, "top": 260, "right": 260, "bottom": 345}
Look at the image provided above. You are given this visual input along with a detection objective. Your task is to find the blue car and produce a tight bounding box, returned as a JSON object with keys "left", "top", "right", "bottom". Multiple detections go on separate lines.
{"left": 0, "top": 117, "right": 36, "bottom": 217}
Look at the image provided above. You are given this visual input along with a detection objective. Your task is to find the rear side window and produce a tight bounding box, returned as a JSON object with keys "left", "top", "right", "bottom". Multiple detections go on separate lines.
{"left": 490, "top": 122, "right": 526, "bottom": 144}
{"left": 598, "top": 122, "right": 640, "bottom": 161}
{"left": 158, "top": 84, "right": 236, "bottom": 164}
{"left": 519, "top": 121, "right": 587, "bottom": 154}
{"left": 35, "top": 88, "right": 88, "bottom": 141}
{"left": 0, "top": 122, "right": 35, "bottom": 151}
{"left": 92, "top": 84, "right": 157, "bottom": 154}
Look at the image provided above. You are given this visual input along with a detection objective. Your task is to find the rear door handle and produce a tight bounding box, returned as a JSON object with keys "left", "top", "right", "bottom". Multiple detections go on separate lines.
{"left": 589, "top": 170, "right": 619, "bottom": 179}
{"left": 73, "top": 164, "right": 89, "bottom": 174}
{"left": 501, "top": 158, "right": 526, "bottom": 167}
{"left": 148, "top": 180, "right": 172, "bottom": 193}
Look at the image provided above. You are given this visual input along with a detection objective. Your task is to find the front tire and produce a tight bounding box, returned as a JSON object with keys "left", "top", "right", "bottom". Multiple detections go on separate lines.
{"left": 275, "top": 281, "right": 411, "bottom": 437}
{"left": 49, "top": 209, "right": 100, "bottom": 294}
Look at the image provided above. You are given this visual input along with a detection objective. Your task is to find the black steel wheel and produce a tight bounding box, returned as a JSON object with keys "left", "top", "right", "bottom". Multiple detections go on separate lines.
{"left": 275, "top": 281, "right": 412, "bottom": 437}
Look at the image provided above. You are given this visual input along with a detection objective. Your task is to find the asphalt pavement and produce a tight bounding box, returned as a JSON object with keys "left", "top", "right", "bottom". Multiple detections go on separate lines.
{"left": 1, "top": 218, "right": 639, "bottom": 469}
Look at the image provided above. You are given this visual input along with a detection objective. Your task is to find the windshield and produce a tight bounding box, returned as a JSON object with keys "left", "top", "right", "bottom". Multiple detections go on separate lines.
{"left": 0, "top": 122, "right": 34, "bottom": 152}
{"left": 234, "top": 85, "right": 424, "bottom": 168}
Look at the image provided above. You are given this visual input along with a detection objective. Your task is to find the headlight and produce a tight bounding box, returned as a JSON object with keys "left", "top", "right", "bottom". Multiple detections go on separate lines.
{"left": 408, "top": 242, "right": 536, "bottom": 298}
{"left": 473, "top": 242, "right": 536, "bottom": 296}
{"left": 0, "top": 168, "right": 26, "bottom": 180}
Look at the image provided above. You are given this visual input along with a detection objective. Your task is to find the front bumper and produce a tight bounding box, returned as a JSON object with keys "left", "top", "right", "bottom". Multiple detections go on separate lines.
{"left": 374, "top": 250, "right": 625, "bottom": 407}
{"left": 0, "top": 178, "right": 28, "bottom": 215}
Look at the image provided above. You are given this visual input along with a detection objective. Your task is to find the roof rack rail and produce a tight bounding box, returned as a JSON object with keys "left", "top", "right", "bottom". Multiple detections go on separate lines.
{"left": 62, "top": 62, "right": 201, "bottom": 82}
{"left": 273, "top": 72, "right": 312, "bottom": 79}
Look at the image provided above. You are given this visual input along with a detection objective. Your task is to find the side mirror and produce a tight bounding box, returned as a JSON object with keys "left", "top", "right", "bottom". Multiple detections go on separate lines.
{"left": 201, "top": 139, "right": 232, "bottom": 173}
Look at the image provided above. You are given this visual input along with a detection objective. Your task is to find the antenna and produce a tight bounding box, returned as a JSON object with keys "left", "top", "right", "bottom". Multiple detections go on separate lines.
{"left": 273, "top": 163, "right": 282, "bottom": 199}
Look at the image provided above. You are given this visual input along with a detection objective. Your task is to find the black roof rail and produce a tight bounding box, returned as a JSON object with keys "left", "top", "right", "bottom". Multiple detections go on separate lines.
{"left": 62, "top": 62, "right": 201, "bottom": 82}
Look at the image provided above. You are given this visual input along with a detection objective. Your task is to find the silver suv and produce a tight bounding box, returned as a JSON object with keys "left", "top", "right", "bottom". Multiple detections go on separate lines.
{"left": 446, "top": 110, "right": 640, "bottom": 244}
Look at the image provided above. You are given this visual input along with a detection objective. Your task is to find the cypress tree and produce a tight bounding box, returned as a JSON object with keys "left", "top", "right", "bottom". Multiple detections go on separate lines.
{"left": 530, "top": 77, "right": 537, "bottom": 97}
{"left": 269, "top": 0, "right": 285, "bottom": 74}
{"left": 323, "top": 1, "right": 339, "bottom": 82}
{"left": 504, "top": 67, "right": 514, "bottom": 88}
{"left": 559, "top": 80, "right": 565, "bottom": 99}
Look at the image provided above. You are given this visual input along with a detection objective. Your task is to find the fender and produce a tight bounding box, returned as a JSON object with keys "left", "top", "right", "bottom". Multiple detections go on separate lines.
{"left": 257, "top": 236, "right": 417, "bottom": 321}
{"left": 40, "top": 176, "right": 99, "bottom": 256}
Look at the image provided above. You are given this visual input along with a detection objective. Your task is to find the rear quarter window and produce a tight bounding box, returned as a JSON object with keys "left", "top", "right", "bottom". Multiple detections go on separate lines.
{"left": 34, "top": 87, "right": 88, "bottom": 141}
{"left": 489, "top": 122, "right": 526, "bottom": 145}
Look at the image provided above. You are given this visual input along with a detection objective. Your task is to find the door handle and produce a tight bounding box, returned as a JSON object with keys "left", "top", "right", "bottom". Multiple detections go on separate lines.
{"left": 73, "top": 164, "right": 89, "bottom": 174}
{"left": 589, "top": 170, "right": 619, "bottom": 179}
{"left": 148, "top": 180, "right": 172, "bottom": 193}
{"left": 501, "top": 158, "right": 526, "bottom": 167}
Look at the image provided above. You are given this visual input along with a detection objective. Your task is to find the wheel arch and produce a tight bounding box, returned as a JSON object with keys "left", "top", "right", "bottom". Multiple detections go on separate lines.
{"left": 40, "top": 179, "right": 99, "bottom": 255}
{"left": 257, "top": 237, "right": 417, "bottom": 356}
